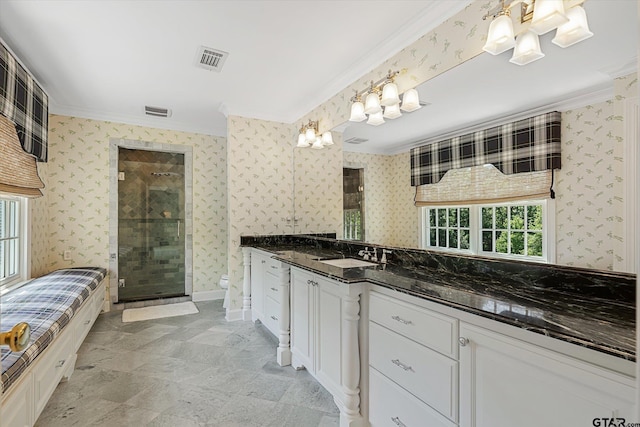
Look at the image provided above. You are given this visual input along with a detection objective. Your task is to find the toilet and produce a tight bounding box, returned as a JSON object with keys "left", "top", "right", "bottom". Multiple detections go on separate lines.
{"left": 219, "top": 274, "right": 229, "bottom": 308}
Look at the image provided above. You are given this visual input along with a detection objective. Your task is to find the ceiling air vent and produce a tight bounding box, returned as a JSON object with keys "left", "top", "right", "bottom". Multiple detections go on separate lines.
{"left": 345, "top": 137, "right": 368, "bottom": 145}
{"left": 195, "top": 46, "right": 229, "bottom": 72}
{"left": 144, "top": 106, "right": 172, "bottom": 118}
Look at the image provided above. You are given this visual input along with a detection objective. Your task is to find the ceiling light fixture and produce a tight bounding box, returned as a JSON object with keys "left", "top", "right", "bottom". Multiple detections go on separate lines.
{"left": 296, "top": 120, "right": 333, "bottom": 149}
{"left": 348, "top": 69, "right": 420, "bottom": 126}
{"left": 483, "top": 0, "right": 593, "bottom": 66}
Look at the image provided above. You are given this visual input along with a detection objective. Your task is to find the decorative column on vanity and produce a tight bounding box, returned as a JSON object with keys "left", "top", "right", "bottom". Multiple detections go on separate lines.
{"left": 242, "top": 247, "right": 252, "bottom": 321}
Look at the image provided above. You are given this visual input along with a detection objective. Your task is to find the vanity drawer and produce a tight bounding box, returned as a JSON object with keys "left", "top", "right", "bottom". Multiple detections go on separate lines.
{"left": 265, "top": 273, "right": 282, "bottom": 302}
{"left": 265, "top": 256, "right": 284, "bottom": 275}
{"left": 369, "top": 367, "right": 456, "bottom": 427}
{"left": 370, "top": 291, "right": 457, "bottom": 358}
{"left": 74, "top": 302, "right": 95, "bottom": 352}
{"left": 369, "top": 321, "right": 458, "bottom": 422}
{"left": 264, "top": 295, "right": 281, "bottom": 336}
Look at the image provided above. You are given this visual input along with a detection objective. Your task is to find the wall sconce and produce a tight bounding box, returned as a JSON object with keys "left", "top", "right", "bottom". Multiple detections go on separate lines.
{"left": 296, "top": 120, "right": 333, "bottom": 150}
{"left": 348, "top": 69, "right": 420, "bottom": 126}
{"left": 483, "top": 0, "right": 593, "bottom": 66}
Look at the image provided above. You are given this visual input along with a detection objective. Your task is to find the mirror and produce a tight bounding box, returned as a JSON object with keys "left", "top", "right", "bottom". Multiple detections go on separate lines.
{"left": 332, "top": 0, "right": 637, "bottom": 270}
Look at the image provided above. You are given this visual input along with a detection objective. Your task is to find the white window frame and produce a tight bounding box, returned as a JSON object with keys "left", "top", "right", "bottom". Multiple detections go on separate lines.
{"left": 419, "top": 199, "right": 555, "bottom": 264}
{"left": 0, "top": 194, "right": 30, "bottom": 294}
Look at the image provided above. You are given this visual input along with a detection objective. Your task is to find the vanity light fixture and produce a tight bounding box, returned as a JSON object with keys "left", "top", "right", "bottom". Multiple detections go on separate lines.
{"left": 483, "top": 0, "right": 593, "bottom": 66}
{"left": 296, "top": 119, "right": 334, "bottom": 149}
{"left": 348, "top": 69, "right": 421, "bottom": 126}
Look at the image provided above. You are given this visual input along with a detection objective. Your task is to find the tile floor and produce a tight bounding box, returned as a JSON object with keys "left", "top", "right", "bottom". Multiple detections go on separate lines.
{"left": 35, "top": 301, "right": 340, "bottom": 426}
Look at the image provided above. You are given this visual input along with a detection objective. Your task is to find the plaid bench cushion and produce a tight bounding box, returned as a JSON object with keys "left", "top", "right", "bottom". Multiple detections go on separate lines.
{"left": 1, "top": 267, "right": 107, "bottom": 394}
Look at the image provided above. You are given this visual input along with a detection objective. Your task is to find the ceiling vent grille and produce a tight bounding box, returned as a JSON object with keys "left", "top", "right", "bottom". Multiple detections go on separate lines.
{"left": 144, "top": 106, "right": 172, "bottom": 118}
{"left": 345, "top": 137, "right": 368, "bottom": 144}
{"left": 195, "top": 46, "right": 229, "bottom": 72}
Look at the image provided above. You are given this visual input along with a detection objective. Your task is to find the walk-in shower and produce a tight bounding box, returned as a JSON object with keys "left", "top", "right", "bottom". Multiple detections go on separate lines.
{"left": 117, "top": 148, "right": 186, "bottom": 302}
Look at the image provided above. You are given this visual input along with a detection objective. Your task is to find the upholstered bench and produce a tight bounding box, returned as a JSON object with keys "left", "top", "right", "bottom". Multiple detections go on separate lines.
{"left": 1, "top": 267, "right": 107, "bottom": 426}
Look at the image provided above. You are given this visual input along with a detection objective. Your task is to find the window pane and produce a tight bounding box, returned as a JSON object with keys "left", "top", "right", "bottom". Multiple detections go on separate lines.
{"left": 430, "top": 229, "right": 437, "bottom": 246}
{"left": 448, "top": 209, "right": 458, "bottom": 227}
{"left": 495, "top": 206, "right": 508, "bottom": 229}
{"left": 495, "top": 231, "right": 508, "bottom": 253}
{"left": 510, "top": 206, "right": 524, "bottom": 230}
{"left": 8, "top": 238, "right": 18, "bottom": 276}
{"left": 448, "top": 229, "right": 458, "bottom": 248}
{"left": 460, "top": 208, "right": 470, "bottom": 228}
{"left": 437, "top": 209, "right": 447, "bottom": 227}
{"left": 438, "top": 229, "right": 446, "bottom": 247}
{"left": 460, "top": 230, "right": 470, "bottom": 250}
{"left": 482, "top": 207, "right": 493, "bottom": 229}
{"left": 0, "top": 241, "right": 5, "bottom": 280}
{"left": 527, "top": 232, "right": 543, "bottom": 256}
{"left": 511, "top": 231, "right": 525, "bottom": 255}
{"left": 482, "top": 231, "right": 493, "bottom": 251}
{"left": 429, "top": 209, "right": 436, "bottom": 227}
{"left": 0, "top": 201, "right": 4, "bottom": 239}
{"left": 527, "top": 205, "right": 542, "bottom": 230}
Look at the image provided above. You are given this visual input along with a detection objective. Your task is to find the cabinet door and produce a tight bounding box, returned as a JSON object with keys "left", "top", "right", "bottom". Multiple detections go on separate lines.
{"left": 1, "top": 374, "right": 33, "bottom": 427}
{"left": 250, "top": 251, "right": 267, "bottom": 322}
{"left": 459, "top": 323, "right": 636, "bottom": 427}
{"left": 290, "top": 268, "right": 314, "bottom": 372}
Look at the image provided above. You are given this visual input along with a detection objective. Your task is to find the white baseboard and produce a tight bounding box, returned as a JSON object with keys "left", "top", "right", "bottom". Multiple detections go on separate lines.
{"left": 192, "top": 289, "right": 226, "bottom": 302}
{"left": 225, "top": 308, "right": 243, "bottom": 322}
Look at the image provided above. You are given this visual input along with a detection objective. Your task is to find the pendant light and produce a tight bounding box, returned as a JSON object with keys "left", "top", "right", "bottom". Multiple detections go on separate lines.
{"left": 366, "top": 111, "right": 385, "bottom": 126}
{"left": 311, "top": 137, "right": 324, "bottom": 149}
{"left": 364, "top": 91, "right": 382, "bottom": 115}
{"left": 509, "top": 30, "right": 544, "bottom": 65}
{"left": 483, "top": 9, "right": 515, "bottom": 55}
{"left": 349, "top": 98, "right": 367, "bottom": 122}
{"left": 551, "top": 5, "right": 593, "bottom": 48}
{"left": 530, "top": 0, "right": 568, "bottom": 35}
{"left": 296, "top": 132, "right": 310, "bottom": 148}
{"left": 400, "top": 88, "right": 422, "bottom": 112}
{"left": 383, "top": 103, "right": 402, "bottom": 119}
{"left": 321, "top": 132, "right": 334, "bottom": 146}
{"left": 380, "top": 81, "right": 400, "bottom": 107}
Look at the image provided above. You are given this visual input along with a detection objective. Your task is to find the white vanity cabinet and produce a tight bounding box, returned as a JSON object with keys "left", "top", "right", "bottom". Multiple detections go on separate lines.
{"left": 368, "top": 291, "right": 459, "bottom": 427}
{"left": 249, "top": 248, "right": 291, "bottom": 366}
{"left": 368, "top": 286, "right": 636, "bottom": 427}
{"left": 290, "top": 266, "right": 365, "bottom": 427}
{"left": 459, "top": 323, "right": 636, "bottom": 427}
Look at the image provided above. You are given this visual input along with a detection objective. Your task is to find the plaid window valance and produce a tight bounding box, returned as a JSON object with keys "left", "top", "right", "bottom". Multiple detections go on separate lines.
{"left": 411, "top": 111, "right": 561, "bottom": 186}
{"left": 0, "top": 41, "right": 48, "bottom": 162}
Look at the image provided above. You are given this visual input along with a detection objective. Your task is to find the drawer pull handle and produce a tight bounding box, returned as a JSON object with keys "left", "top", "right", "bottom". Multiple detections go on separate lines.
{"left": 55, "top": 359, "right": 66, "bottom": 368}
{"left": 84, "top": 320, "right": 91, "bottom": 325}
{"left": 391, "top": 359, "right": 414, "bottom": 372}
{"left": 270, "top": 287, "right": 278, "bottom": 292}
{"left": 270, "top": 265, "right": 278, "bottom": 269}
{"left": 391, "top": 315, "right": 413, "bottom": 326}
{"left": 270, "top": 315, "right": 278, "bottom": 321}
{"left": 261, "top": 260, "right": 266, "bottom": 264}
{"left": 459, "top": 337, "right": 469, "bottom": 347}
{"left": 391, "top": 416, "right": 407, "bottom": 427}
{"left": 306, "top": 280, "right": 318, "bottom": 287}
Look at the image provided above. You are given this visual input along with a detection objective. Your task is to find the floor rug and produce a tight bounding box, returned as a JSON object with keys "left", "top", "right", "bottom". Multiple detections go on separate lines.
{"left": 122, "top": 301, "right": 199, "bottom": 323}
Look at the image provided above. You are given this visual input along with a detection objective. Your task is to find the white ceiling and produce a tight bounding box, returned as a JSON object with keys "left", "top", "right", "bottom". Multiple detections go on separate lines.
{"left": 0, "top": 0, "right": 471, "bottom": 137}
{"left": 343, "top": 0, "right": 638, "bottom": 154}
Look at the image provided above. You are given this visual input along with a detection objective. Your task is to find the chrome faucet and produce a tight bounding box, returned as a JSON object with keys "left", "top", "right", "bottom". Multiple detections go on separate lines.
{"left": 371, "top": 248, "right": 378, "bottom": 262}
{"left": 381, "top": 249, "right": 392, "bottom": 264}
{"left": 358, "top": 247, "right": 372, "bottom": 260}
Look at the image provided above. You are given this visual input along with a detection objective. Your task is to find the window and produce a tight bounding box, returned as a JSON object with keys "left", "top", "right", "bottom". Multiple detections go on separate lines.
{"left": 0, "top": 195, "right": 27, "bottom": 290}
{"left": 421, "top": 200, "right": 553, "bottom": 263}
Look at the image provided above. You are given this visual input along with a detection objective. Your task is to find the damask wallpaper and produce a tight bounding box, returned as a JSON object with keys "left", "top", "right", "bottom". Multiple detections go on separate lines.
{"left": 40, "top": 115, "right": 227, "bottom": 295}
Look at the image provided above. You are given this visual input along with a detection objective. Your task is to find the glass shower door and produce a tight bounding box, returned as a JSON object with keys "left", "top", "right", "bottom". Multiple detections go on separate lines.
{"left": 117, "top": 148, "right": 186, "bottom": 302}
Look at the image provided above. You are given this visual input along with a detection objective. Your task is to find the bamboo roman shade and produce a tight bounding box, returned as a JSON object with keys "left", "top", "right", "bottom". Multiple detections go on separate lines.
{"left": 411, "top": 112, "right": 561, "bottom": 206}
{"left": 0, "top": 41, "right": 48, "bottom": 162}
{"left": 0, "top": 114, "right": 45, "bottom": 197}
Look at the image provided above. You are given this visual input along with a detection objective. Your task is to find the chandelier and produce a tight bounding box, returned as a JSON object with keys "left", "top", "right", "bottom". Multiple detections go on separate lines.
{"left": 296, "top": 120, "right": 334, "bottom": 149}
{"left": 348, "top": 69, "right": 421, "bottom": 126}
{"left": 483, "top": 0, "right": 593, "bottom": 66}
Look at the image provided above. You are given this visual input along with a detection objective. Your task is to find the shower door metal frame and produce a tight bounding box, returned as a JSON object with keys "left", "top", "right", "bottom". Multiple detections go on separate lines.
{"left": 108, "top": 138, "right": 193, "bottom": 306}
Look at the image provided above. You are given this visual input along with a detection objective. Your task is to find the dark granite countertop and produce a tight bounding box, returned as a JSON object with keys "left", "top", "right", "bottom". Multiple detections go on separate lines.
{"left": 249, "top": 245, "right": 635, "bottom": 362}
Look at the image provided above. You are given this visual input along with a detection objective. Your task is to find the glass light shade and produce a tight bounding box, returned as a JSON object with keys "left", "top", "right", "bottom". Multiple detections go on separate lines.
{"left": 509, "top": 31, "right": 545, "bottom": 66}
{"left": 349, "top": 101, "right": 367, "bottom": 122}
{"left": 305, "top": 127, "right": 316, "bottom": 142}
{"left": 530, "top": 0, "right": 568, "bottom": 35}
{"left": 311, "top": 137, "right": 324, "bottom": 149}
{"left": 366, "top": 111, "right": 385, "bottom": 126}
{"left": 364, "top": 92, "right": 382, "bottom": 115}
{"left": 383, "top": 103, "right": 402, "bottom": 119}
{"left": 321, "top": 132, "right": 334, "bottom": 146}
{"left": 380, "top": 82, "right": 400, "bottom": 107}
{"left": 297, "top": 133, "right": 310, "bottom": 148}
{"left": 482, "top": 14, "right": 515, "bottom": 55}
{"left": 400, "top": 88, "right": 421, "bottom": 112}
{"left": 551, "top": 5, "right": 593, "bottom": 48}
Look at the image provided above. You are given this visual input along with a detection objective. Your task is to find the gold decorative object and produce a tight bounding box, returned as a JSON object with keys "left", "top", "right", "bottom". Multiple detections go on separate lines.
{"left": 0, "top": 322, "right": 31, "bottom": 352}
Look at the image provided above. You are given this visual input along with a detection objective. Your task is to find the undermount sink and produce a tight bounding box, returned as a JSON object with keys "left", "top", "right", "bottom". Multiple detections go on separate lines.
{"left": 319, "top": 258, "right": 378, "bottom": 268}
